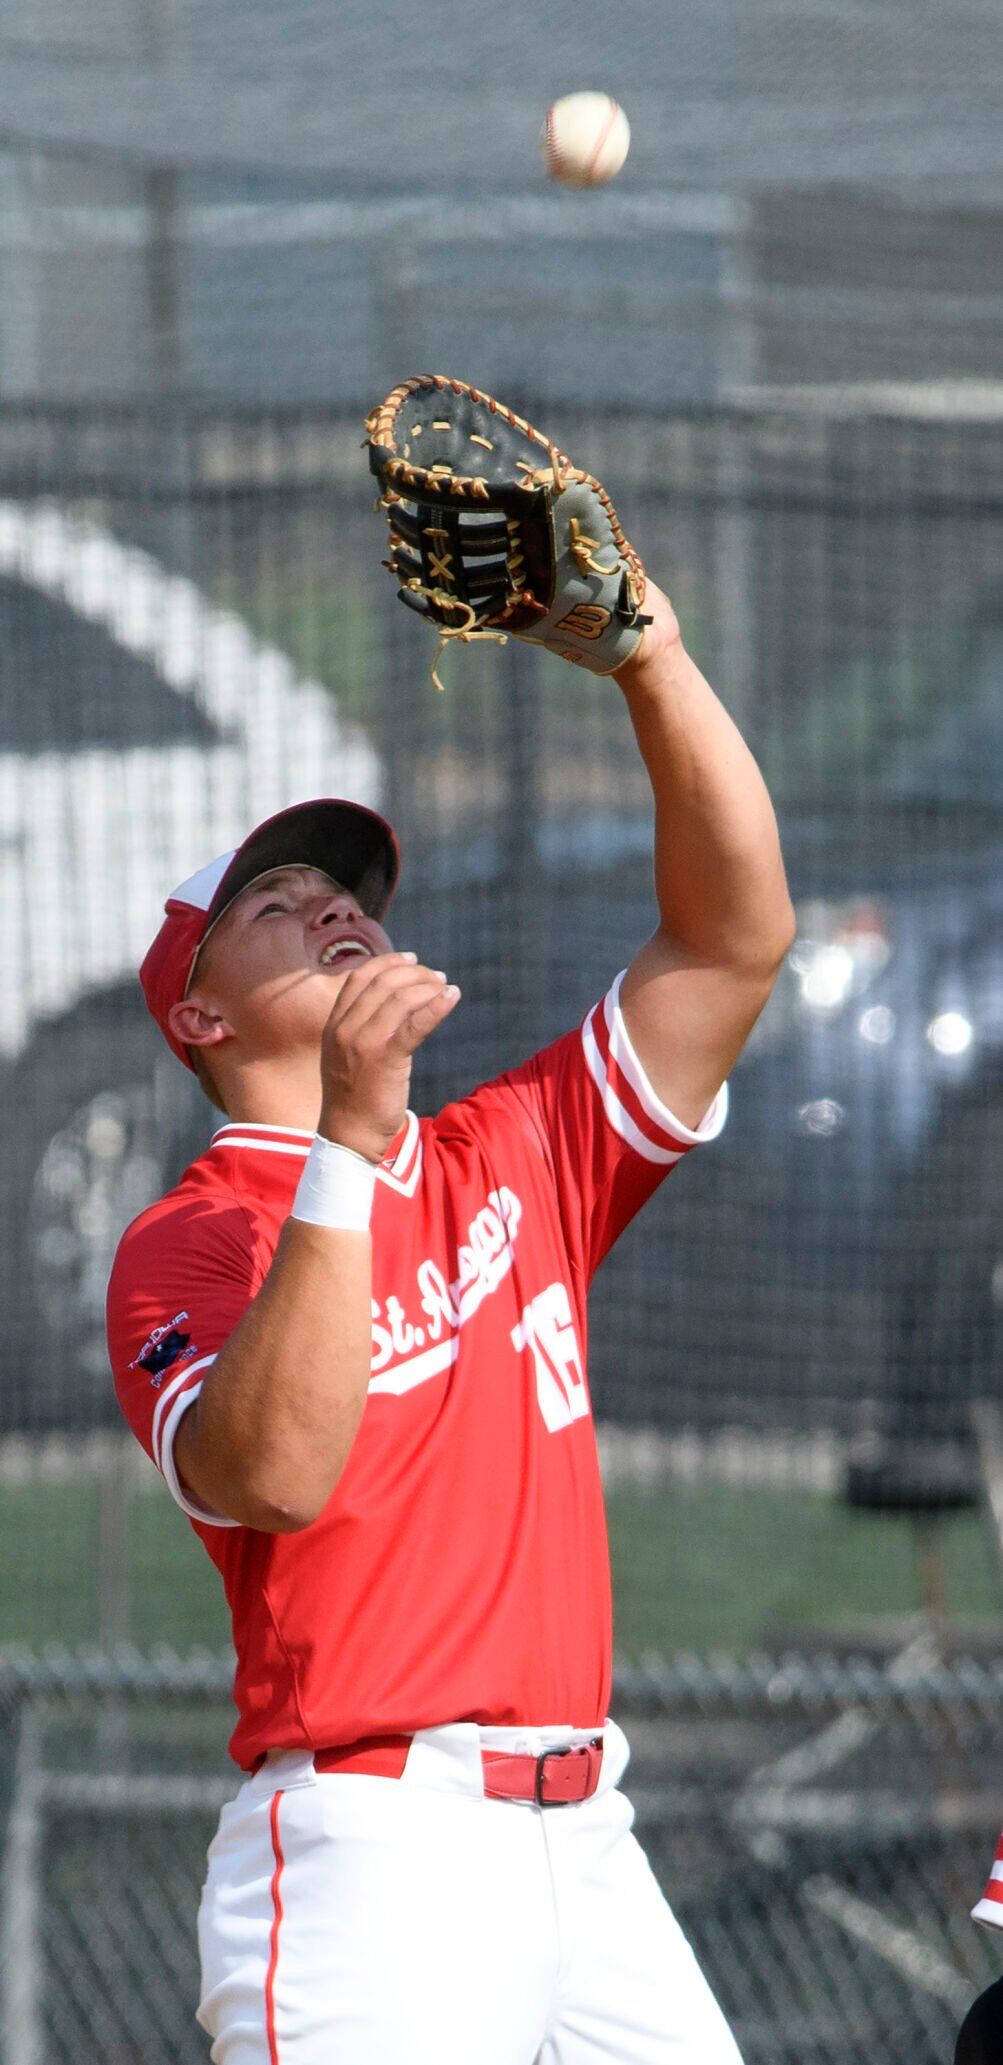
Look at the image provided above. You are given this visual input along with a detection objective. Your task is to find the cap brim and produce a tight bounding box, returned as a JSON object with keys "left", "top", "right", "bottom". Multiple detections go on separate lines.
{"left": 204, "top": 799, "right": 400, "bottom": 935}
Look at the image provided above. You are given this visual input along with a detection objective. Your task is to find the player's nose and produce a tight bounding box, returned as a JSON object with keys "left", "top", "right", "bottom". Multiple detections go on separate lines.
{"left": 309, "top": 890, "right": 365, "bottom": 930}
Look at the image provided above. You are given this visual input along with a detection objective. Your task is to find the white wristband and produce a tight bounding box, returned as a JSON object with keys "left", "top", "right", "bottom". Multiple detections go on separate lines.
{"left": 291, "top": 1135, "right": 377, "bottom": 1231}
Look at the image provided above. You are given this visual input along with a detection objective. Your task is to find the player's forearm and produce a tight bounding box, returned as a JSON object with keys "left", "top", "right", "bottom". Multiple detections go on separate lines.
{"left": 176, "top": 1218, "right": 373, "bottom": 1531}
{"left": 615, "top": 586, "right": 795, "bottom": 971}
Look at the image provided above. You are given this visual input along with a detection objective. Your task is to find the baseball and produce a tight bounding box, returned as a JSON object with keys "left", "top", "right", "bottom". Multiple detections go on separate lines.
{"left": 541, "top": 92, "right": 631, "bottom": 188}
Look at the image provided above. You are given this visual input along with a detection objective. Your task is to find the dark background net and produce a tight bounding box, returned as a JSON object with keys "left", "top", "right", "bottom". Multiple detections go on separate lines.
{"left": 1, "top": 4, "right": 1002, "bottom": 2060}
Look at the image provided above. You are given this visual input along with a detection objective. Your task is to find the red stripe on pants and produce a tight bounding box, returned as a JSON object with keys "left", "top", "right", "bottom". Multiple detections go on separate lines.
{"left": 266, "top": 1791, "right": 286, "bottom": 2064}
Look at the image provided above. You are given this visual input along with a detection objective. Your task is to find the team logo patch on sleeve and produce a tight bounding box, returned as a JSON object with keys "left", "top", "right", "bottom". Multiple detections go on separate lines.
{"left": 130, "top": 1312, "right": 196, "bottom": 1386}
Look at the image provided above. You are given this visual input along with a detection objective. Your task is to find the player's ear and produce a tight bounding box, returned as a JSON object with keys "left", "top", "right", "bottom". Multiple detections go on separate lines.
{"left": 167, "top": 996, "right": 235, "bottom": 1053}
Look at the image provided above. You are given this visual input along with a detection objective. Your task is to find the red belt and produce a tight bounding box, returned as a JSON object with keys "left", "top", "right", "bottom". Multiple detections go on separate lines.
{"left": 309, "top": 1732, "right": 604, "bottom": 1806}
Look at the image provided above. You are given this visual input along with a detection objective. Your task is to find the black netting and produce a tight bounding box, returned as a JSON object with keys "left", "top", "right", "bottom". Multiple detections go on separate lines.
{"left": 0, "top": 403, "right": 999, "bottom": 1491}
{"left": 2, "top": 6, "right": 1002, "bottom": 2059}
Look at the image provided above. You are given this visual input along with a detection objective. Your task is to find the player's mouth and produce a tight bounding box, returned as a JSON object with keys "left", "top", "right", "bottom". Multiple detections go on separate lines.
{"left": 317, "top": 935, "right": 374, "bottom": 971}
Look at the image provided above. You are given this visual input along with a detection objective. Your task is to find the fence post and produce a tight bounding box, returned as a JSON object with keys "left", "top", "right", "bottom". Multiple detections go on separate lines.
{"left": 1, "top": 1704, "right": 43, "bottom": 2065}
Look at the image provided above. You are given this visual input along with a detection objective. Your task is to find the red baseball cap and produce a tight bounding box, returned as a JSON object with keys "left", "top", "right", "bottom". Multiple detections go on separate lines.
{"left": 140, "top": 798, "right": 401, "bottom": 1070}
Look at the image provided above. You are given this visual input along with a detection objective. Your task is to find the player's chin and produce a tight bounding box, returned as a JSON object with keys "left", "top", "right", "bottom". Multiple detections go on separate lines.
{"left": 267, "top": 966, "right": 357, "bottom": 1038}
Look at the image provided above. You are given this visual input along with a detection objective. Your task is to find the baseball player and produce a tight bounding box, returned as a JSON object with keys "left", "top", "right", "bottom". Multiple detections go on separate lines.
{"left": 107, "top": 388, "right": 794, "bottom": 2064}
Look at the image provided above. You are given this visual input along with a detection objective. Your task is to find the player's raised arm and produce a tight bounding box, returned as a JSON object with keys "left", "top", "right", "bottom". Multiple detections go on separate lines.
{"left": 613, "top": 582, "right": 795, "bottom": 1130}
{"left": 367, "top": 376, "right": 794, "bottom": 1132}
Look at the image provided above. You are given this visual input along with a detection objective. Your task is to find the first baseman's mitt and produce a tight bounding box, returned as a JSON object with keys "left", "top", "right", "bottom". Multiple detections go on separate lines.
{"left": 365, "top": 375, "right": 649, "bottom": 688}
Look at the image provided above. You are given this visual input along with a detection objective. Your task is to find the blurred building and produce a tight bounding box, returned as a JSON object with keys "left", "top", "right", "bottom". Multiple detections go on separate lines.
{"left": 0, "top": 0, "right": 1000, "bottom": 407}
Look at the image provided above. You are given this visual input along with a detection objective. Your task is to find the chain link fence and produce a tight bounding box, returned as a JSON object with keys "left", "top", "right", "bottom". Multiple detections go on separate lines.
{"left": 1, "top": 397, "right": 1001, "bottom": 1491}
{"left": 0, "top": 388, "right": 1000, "bottom": 2060}
{"left": 2, "top": 3, "right": 1002, "bottom": 2057}
{"left": 0, "top": 391, "right": 1001, "bottom": 2059}
{"left": 3, "top": 1650, "right": 1003, "bottom": 2064}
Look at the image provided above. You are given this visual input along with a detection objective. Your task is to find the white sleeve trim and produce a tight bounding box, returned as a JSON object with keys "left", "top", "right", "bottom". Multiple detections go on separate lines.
{"left": 610, "top": 970, "right": 729, "bottom": 1144}
{"left": 581, "top": 970, "right": 729, "bottom": 1162}
{"left": 972, "top": 1856, "right": 1003, "bottom": 1930}
{"left": 972, "top": 1897, "right": 1003, "bottom": 1931}
{"left": 582, "top": 1010, "right": 685, "bottom": 1165}
{"left": 157, "top": 1360, "right": 239, "bottom": 1529}
{"left": 151, "top": 1354, "right": 216, "bottom": 1469}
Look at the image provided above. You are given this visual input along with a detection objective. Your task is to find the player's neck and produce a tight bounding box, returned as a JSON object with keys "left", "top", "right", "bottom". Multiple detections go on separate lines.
{"left": 219, "top": 1051, "right": 325, "bottom": 1135}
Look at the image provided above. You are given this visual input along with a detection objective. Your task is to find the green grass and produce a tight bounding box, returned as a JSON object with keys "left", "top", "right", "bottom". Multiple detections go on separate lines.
{"left": 606, "top": 1480, "right": 1003, "bottom": 1656}
{"left": 0, "top": 1478, "right": 229, "bottom": 1651}
{"left": 2, "top": 1472, "right": 1001, "bottom": 1660}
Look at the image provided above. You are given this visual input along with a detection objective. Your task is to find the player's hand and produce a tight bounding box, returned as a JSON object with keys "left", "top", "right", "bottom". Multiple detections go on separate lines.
{"left": 317, "top": 951, "right": 459, "bottom": 1164}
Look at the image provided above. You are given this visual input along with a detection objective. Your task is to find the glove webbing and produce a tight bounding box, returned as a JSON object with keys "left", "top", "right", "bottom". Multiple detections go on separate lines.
{"left": 385, "top": 500, "right": 547, "bottom": 690}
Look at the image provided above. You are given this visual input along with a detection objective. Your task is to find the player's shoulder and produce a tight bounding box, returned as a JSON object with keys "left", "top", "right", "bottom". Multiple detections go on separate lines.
{"left": 108, "top": 1135, "right": 253, "bottom": 1291}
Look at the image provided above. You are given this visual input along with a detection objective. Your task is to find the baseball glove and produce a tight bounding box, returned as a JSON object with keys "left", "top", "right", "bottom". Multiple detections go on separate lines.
{"left": 365, "top": 375, "right": 649, "bottom": 689}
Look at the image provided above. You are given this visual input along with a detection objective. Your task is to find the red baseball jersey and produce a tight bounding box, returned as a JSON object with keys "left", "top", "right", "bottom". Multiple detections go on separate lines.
{"left": 108, "top": 972, "right": 727, "bottom": 1769}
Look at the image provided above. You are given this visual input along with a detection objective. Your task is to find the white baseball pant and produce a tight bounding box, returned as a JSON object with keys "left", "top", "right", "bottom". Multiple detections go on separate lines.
{"left": 197, "top": 1720, "right": 744, "bottom": 2065}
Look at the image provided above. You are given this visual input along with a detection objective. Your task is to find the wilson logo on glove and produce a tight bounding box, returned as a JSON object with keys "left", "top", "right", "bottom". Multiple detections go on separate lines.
{"left": 556, "top": 603, "right": 612, "bottom": 641}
